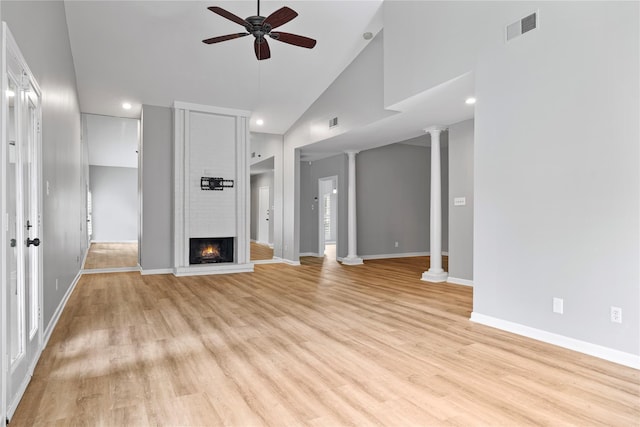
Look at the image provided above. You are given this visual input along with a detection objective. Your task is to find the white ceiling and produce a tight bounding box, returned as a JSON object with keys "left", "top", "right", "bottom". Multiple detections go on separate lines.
{"left": 300, "top": 72, "right": 475, "bottom": 160}
{"left": 64, "top": 0, "right": 384, "bottom": 135}
{"left": 65, "top": 1, "right": 475, "bottom": 160}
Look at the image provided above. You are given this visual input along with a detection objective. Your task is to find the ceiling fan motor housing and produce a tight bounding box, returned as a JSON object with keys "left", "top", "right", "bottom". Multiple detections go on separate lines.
{"left": 245, "top": 15, "right": 271, "bottom": 38}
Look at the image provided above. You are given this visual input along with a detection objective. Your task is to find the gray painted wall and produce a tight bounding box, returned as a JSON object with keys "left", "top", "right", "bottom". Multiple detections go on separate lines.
{"left": 473, "top": 2, "right": 638, "bottom": 355}
{"left": 89, "top": 166, "right": 138, "bottom": 242}
{"left": 140, "top": 105, "right": 173, "bottom": 270}
{"left": 357, "top": 141, "right": 449, "bottom": 257}
{"left": 3, "top": 1, "right": 86, "bottom": 331}
{"left": 299, "top": 142, "right": 449, "bottom": 259}
{"left": 448, "top": 119, "right": 474, "bottom": 281}
{"left": 299, "top": 154, "right": 348, "bottom": 257}
{"left": 250, "top": 171, "right": 274, "bottom": 244}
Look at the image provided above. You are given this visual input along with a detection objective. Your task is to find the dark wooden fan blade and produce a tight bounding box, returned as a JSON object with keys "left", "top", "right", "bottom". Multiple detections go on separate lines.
{"left": 269, "top": 32, "right": 317, "bottom": 49}
{"left": 263, "top": 6, "right": 298, "bottom": 30}
{"left": 202, "top": 33, "right": 249, "bottom": 44}
{"left": 254, "top": 39, "right": 271, "bottom": 60}
{"left": 208, "top": 6, "right": 249, "bottom": 27}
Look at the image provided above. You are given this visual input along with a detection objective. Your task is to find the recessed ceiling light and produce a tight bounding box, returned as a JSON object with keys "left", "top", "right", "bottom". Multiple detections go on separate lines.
{"left": 122, "top": 102, "right": 132, "bottom": 110}
{"left": 465, "top": 97, "right": 476, "bottom": 105}
{"left": 256, "top": 119, "right": 264, "bottom": 126}
{"left": 6, "top": 90, "right": 15, "bottom": 97}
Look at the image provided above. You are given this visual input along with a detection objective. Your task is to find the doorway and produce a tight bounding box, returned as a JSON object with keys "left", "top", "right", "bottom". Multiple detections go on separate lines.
{"left": 250, "top": 158, "right": 275, "bottom": 262}
{"left": 2, "top": 26, "right": 43, "bottom": 420}
{"left": 318, "top": 176, "right": 338, "bottom": 259}
{"left": 82, "top": 114, "right": 139, "bottom": 272}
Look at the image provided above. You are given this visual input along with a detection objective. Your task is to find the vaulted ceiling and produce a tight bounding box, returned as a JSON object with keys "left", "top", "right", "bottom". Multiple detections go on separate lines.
{"left": 65, "top": 0, "right": 476, "bottom": 157}
{"left": 64, "top": 0, "right": 384, "bottom": 135}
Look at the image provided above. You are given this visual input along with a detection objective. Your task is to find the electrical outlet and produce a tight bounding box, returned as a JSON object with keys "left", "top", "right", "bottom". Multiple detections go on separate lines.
{"left": 394, "top": 241, "right": 399, "bottom": 248}
{"left": 553, "top": 297, "right": 563, "bottom": 314}
{"left": 611, "top": 306, "right": 622, "bottom": 324}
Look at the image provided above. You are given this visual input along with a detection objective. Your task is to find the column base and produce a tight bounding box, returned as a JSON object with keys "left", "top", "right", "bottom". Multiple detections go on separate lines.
{"left": 341, "top": 256, "right": 364, "bottom": 266}
{"left": 421, "top": 270, "right": 448, "bottom": 283}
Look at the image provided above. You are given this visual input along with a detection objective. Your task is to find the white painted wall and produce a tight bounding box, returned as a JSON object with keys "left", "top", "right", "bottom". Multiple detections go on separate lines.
{"left": 89, "top": 166, "right": 137, "bottom": 242}
{"left": 84, "top": 113, "right": 138, "bottom": 168}
{"left": 473, "top": 2, "right": 639, "bottom": 359}
{"left": 383, "top": 1, "right": 506, "bottom": 109}
{"left": 83, "top": 113, "right": 139, "bottom": 243}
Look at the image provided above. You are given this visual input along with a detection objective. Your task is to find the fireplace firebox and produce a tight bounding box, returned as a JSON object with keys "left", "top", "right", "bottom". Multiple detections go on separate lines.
{"left": 189, "top": 237, "right": 234, "bottom": 264}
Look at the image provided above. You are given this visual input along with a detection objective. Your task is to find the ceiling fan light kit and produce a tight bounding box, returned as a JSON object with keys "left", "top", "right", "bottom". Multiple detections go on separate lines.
{"left": 203, "top": 0, "right": 317, "bottom": 60}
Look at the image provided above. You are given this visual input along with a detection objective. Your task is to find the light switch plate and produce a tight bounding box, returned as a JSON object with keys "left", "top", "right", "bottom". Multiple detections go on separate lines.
{"left": 553, "top": 297, "right": 564, "bottom": 314}
{"left": 454, "top": 197, "right": 466, "bottom": 206}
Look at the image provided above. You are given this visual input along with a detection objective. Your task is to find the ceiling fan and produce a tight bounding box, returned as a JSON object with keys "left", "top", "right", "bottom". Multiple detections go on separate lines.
{"left": 202, "top": 0, "right": 317, "bottom": 60}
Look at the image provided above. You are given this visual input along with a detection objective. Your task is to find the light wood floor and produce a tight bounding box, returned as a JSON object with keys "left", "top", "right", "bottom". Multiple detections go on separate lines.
{"left": 83, "top": 242, "right": 138, "bottom": 269}
{"left": 12, "top": 257, "right": 639, "bottom": 425}
{"left": 251, "top": 241, "right": 274, "bottom": 261}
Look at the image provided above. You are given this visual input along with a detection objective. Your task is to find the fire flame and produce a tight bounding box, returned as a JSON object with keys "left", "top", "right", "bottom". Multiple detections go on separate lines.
{"left": 201, "top": 245, "right": 220, "bottom": 258}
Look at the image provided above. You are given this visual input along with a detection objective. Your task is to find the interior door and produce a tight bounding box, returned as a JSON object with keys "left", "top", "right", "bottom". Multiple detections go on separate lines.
{"left": 258, "top": 186, "right": 270, "bottom": 244}
{"left": 4, "top": 30, "right": 42, "bottom": 420}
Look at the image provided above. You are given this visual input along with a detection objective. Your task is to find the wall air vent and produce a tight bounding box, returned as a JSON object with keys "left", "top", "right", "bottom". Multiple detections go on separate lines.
{"left": 506, "top": 11, "right": 538, "bottom": 41}
{"left": 329, "top": 117, "right": 338, "bottom": 128}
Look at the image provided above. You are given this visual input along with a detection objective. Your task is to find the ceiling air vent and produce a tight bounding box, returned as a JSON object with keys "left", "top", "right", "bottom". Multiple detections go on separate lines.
{"left": 329, "top": 117, "right": 338, "bottom": 128}
{"left": 506, "top": 11, "right": 538, "bottom": 41}
{"left": 251, "top": 152, "right": 256, "bottom": 158}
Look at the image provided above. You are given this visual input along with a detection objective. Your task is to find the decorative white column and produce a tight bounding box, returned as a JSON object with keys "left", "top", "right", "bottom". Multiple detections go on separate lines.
{"left": 342, "top": 150, "right": 363, "bottom": 265}
{"left": 422, "top": 126, "right": 448, "bottom": 282}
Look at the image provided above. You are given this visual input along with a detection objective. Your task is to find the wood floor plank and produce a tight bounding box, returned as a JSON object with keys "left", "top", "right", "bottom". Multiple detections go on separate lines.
{"left": 83, "top": 242, "right": 138, "bottom": 269}
{"left": 10, "top": 256, "right": 640, "bottom": 426}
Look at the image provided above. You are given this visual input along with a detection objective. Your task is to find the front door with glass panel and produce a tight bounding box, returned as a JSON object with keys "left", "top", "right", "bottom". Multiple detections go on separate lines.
{"left": 3, "top": 25, "right": 43, "bottom": 420}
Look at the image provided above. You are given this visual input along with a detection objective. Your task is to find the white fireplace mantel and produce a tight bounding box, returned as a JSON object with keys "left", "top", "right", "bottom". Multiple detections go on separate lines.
{"left": 173, "top": 101, "right": 253, "bottom": 276}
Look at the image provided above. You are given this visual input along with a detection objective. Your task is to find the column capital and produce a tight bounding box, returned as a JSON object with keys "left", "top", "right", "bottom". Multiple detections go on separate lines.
{"left": 424, "top": 126, "right": 448, "bottom": 135}
{"left": 344, "top": 150, "right": 360, "bottom": 156}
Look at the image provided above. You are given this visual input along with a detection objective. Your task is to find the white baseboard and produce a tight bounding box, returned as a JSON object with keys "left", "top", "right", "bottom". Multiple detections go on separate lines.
{"left": 360, "top": 251, "right": 449, "bottom": 260}
{"left": 81, "top": 266, "right": 140, "bottom": 274}
{"left": 43, "top": 271, "right": 82, "bottom": 350}
{"left": 447, "top": 277, "right": 474, "bottom": 287}
{"left": 251, "top": 258, "right": 282, "bottom": 265}
{"left": 299, "top": 252, "right": 321, "bottom": 257}
{"left": 273, "top": 257, "right": 301, "bottom": 266}
{"left": 361, "top": 251, "right": 428, "bottom": 260}
{"left": 80, "top": 246, "right": 89, "bottom": 269}
{"left": 470, "top": 312, "right": 640, "bottom": 370}
{"left": 173, "top": 263, "right": 255, "bottom": 276}
{"left": 90, "top": 240, "right": 138, "bottom": 244}
{"left": 140, "top": 268, "right": 173, "bottom": 275}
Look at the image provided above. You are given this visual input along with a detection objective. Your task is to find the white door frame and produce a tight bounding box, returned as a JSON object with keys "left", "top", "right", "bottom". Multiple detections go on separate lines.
{"left": 318, "top": 175, "right": 338, "bottom": 257}
{"left": 257, "top": 186, "right": 270, "bottom": 245}
{"left": 1, "top": 23, "right": 43, "bottom": 423}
